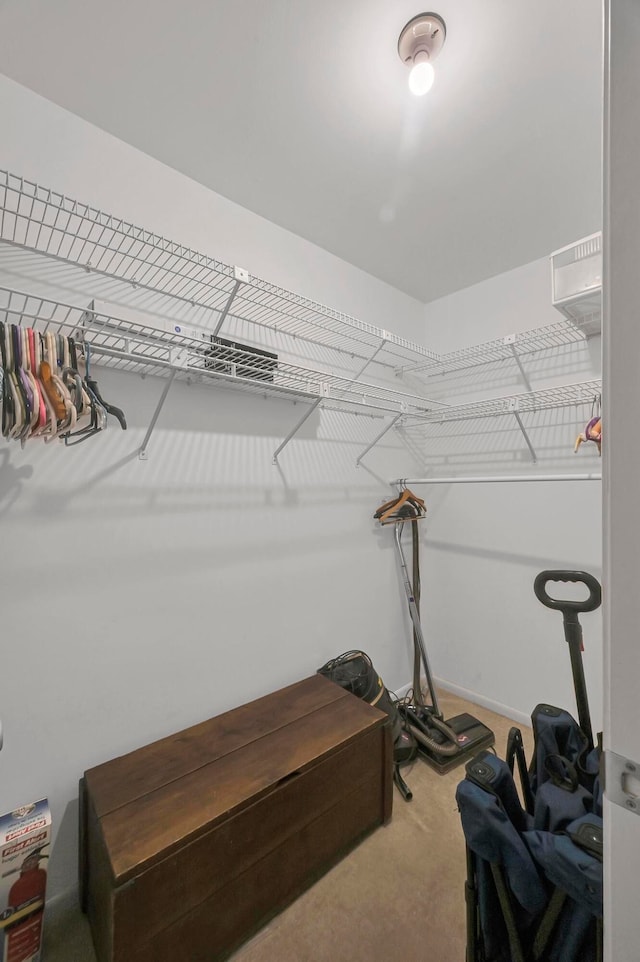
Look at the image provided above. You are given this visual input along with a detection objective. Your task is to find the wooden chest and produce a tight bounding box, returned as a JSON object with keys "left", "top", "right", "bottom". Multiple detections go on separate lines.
{"left": 79, "top": 674, "right": 393, "bottom": 962}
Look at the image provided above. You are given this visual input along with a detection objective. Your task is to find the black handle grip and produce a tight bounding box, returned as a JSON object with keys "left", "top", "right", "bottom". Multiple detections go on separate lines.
{"left": 534, "top": 570, "right": 601, "bottom": 614}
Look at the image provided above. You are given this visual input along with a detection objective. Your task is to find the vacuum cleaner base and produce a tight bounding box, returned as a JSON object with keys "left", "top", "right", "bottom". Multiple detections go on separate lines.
{"left": 405, "top": 709, "right": 495, "bottom": 775}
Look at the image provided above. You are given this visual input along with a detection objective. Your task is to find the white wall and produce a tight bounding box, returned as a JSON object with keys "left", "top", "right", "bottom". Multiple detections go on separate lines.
{"left": 420, "top": 258, "right": 603, "bottom": 731}
{"left": 422, "top": 258, "right": 562, "bottom": 354}
{"left": 0, "top": 75, "right": 427, "bottom": 902}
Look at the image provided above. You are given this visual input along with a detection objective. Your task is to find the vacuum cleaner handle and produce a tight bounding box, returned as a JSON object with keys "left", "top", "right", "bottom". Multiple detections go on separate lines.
{"left": 534, "top": 570, "right": 602, "bottom": 616}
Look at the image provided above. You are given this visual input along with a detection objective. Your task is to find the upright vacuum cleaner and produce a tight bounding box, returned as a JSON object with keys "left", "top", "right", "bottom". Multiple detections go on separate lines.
{"left": 375, "top": 488, "right": 494, "bottom": 774}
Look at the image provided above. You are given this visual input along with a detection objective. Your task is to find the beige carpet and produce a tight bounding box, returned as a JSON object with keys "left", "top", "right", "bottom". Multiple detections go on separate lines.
{"left": 43, "top": 691, "right": 533, "bottom": 962}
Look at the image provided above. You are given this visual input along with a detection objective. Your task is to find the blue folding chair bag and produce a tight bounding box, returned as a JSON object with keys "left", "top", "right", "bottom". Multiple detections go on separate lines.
{"left": 456, "top": 752, "right": 549, "bottom": 961}
{"left": 456, "top": 770, "right": 547, "bottom": 916}
{"left": 524, "top": 814, "right": 603, "bottom": 918}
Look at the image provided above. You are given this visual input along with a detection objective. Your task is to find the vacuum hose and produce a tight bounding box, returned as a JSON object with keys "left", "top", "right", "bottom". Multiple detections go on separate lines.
{"left": 405, "top": 714, "right": 464, "bottom": 757}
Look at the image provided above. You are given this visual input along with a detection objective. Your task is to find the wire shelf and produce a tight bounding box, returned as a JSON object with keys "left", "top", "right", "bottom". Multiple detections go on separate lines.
{"left": 404, "top": 379, "right": 602, "bottom": 423}
{"left": 0, "top": 287, "right": 446, "bottom": 417}
{"left": 0, "top": 169, "right": 438, "bottom": 369}
{"left": 0, "top": 168, "right": 603, "bottom": 465}
{"left": 399, "top": 320, "right": 589, "bottom": 377}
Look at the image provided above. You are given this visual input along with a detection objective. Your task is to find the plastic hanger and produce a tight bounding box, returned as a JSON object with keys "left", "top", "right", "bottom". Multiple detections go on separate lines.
{"left": 41, "top": 331, "right": 78, "bottom": 441}
{"left": 83, "top": 342, "right": 127, "bottom": 431}
{"left": 57, "top": 338, "right": 102, "bottom": 444}
{"left": 31, "top": 331, "right": 55, "bottom": 439}
{"left": 0, "top": 321, "right": 7, "bottom": 437}
{"left": 21, "top": 327, "right": 41, "bottom": 441}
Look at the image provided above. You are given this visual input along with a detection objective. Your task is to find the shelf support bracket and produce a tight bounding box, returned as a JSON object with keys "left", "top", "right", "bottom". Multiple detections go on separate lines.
{"left": 273, "top": 397, "right": 323, "bottom": 464}
{"left": 348, "top": 336, "right": 387, "bottom": 386}
{"left": 356, "top": 410, "right": 404, "bottom": 467}
{"left": 505, "top": 336, "right": 533, "bottom": 393}
{"left": 394, "top": 424, "right": 427, "bottom": 473}
{"left": 504, "top": 336, "right": 537, "bottom": 462}
{"left": 212, "top": 267, "right": 248, "bottom": 337}
{"left": 507, "top": 402, "right": 537, "bottom": 463}
{"left": 139, "top": 371, "right": 177, "bottom": 460}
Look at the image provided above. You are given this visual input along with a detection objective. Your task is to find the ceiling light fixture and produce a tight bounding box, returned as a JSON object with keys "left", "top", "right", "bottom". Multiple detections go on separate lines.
{"left": 398, "top": 12, "right": 446, "bottom": 96}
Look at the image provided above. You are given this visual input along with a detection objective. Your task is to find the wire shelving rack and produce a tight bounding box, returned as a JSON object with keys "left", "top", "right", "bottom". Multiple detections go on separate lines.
{"left": 399, "top": 321, "right": 592, "bottom": 377}
{"left": 0, "top": 168, "right": 602, "bottom": 469}
{"left": 0, "top": 169, "right": 438, "bottom": 371}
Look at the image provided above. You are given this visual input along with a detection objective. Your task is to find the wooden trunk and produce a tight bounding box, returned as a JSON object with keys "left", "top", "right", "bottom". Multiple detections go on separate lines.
{"left": 80, "top": 674, "right": 393, "bottom": 962}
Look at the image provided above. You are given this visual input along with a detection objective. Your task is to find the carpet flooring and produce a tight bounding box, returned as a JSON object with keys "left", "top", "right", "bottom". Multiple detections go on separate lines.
{"left": 43, "top": 691, "right": 532, "bottom": 962}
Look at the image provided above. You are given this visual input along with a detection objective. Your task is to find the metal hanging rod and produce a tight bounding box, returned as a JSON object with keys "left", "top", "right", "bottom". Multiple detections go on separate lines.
{"left": 391, "top": 474, "right": 602, "bottom": 485}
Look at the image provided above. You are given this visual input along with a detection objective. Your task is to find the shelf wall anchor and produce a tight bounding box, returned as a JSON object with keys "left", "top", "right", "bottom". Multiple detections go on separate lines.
{"left": 139, "top": 371, "right": 177, "bottom": 460}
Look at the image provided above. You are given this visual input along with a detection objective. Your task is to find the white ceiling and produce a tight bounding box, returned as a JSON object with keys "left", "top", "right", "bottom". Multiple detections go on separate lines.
{"left": 0, "top": 0, "right": 603, "bottom": 303}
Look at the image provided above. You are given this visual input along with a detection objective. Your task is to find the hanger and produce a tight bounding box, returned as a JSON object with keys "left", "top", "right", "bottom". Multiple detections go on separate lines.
{"left": 374, "top": 486, "right": 426, "bottom": 525}
{"left": 40, "top": 356, "right": 68, "bottom": 423}
{"left": 5, "top": 325, "right": 23, "bottom": 441}
{"left": 0, "top": 321, "right": 8, "bottom": 438}
{"left": 21, "top": 326, "right": 41, "bottom": 442}
{"left": 59, "top": 338, "right": 105, "bottom": 445}
{"left": 61, "top": 375, "right": 107, "bottom": 445}
{"left": 11, "top": 325, "right": 33, "bottom": 441}
{"left": 31, "top": 331, "right": 56, "bottom": 440}
{"left": 378, "top": 496, "right": 426, "bottom": 525}
{"left": 41, "top": 331, "right": 79, "bottom": 441}
{"left": 375, "top": 481, "right": 425, "bottom": 515}
{"left": 375, "top": 490, "right": 425, "bottom": 523}
{"left": 82, "top": 342, "right": 127, "bottom": 431}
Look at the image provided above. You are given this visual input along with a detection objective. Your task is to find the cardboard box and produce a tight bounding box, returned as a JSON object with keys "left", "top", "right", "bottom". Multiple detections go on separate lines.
{"left": 0, "top": 800, "right": 51, "bottom": 962}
